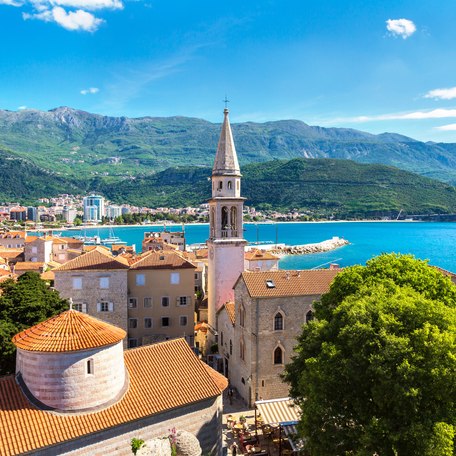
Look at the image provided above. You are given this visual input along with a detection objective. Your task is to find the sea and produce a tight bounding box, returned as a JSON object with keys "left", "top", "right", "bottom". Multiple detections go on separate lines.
{"left": 59, "top": 221, "right": 456, "bottom": 272}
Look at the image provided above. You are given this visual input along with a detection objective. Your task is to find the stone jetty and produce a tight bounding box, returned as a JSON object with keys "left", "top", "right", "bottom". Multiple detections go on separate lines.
{"left": 270, "top": 236, "right": 349, "bottom": 256}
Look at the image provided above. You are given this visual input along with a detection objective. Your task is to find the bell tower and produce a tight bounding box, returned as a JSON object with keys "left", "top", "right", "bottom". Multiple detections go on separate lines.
{"left": 207, "top": 108, "right": 247, "bottom": 334}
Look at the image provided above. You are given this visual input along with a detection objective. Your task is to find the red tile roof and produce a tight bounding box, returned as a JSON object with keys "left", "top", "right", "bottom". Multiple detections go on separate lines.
{"left": 217, "top": 301, "right": 235, "bottom": 325}
{"left": 0, "top": 338, "right": 227, "bottom": 456}
{"left": 55, "top": 246, "right": 129, "bottom": 271}
{"left": 239, "top": 269, "right": 340, "bottom": 298}
{"left": 12, "top": 310, "right": 126, "bottom": 352}
{"left": 244, "top": 249, "right": 279, "bottom": 261}
{"left": 129, "top": 250, "right": 196, "bottom": 270}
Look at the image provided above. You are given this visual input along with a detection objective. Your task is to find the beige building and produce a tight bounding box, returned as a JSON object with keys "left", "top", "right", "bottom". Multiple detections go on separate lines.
{"left": 127, "top": 250, "right": 197, "bottom": 348}
{"left": 244, "top": 249, "right": 280, "bottom": 271}
{"left": 54, "top": 246, "right": 130, "bottom": 336}
{"left": 1, "top": 310, "right": 227, "bottom": 456}
{"left": 230, "top": 269, "right": 340, "bottom": 405}
{"left": 0, "top": 231, "right": 26, "bottom": 249}
{"left": 24, "top": 235, "right": 84, "bottom": 264}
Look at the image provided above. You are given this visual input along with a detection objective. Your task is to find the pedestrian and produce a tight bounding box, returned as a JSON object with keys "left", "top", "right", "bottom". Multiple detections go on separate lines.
{"left": 231, "top": 442, "right": 238, "bottom": 456}
{"left": 228, "top": 387, "right": 233, "bottom": 405}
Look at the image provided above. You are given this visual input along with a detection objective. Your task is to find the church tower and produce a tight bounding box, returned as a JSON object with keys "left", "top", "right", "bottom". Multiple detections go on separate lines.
{"left": 207, "top": 108, "right": 247, "bottom": 334}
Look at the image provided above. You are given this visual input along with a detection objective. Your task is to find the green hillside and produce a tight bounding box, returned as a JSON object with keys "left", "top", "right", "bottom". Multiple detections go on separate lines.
{"left": 2, "top": 107, "right": 456, "bottom": 183}
{"left": 102, "top": 159, "right": 456, "bottom": 218}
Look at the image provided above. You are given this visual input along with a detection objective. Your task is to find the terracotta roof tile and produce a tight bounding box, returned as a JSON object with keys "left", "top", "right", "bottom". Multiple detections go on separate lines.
{"left": 244, "top": 249, "right": 279, "bottom": 261}
{"left": 240, "top": 269, "right": 340, "bottom": 298}
{"left": 40, "top": 270, "right": 55, "bottom": 281}
{"left": 129, "top": 250, "right": 196, "bottom": 270}
{"left": 12, "top": 262, "right": 45, "bottom": 271}
{"left": 0, "top": 338, "right": 226, "bottom": 456}
{"left": 12, "top": 310, "right": 126, "bottom": 352}
{"left": 56, "top": 246, "right": 129, "bottom": 271}
{"left": 218, "top": 301, "right": 235, "bottom": 325}
{"left": 0, "top": 249, "right": 24, "bottom": 260}
{"left": 0, "top": 231, "right": 26, "bottom": 239}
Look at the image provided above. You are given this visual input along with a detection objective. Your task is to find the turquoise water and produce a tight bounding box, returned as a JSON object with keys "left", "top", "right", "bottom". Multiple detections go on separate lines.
{"left": 62, "top": 222, "right": 456, "bottom": 271}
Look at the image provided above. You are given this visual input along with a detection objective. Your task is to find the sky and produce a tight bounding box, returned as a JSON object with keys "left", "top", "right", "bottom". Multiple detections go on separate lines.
{"left": 1, "top": 0, "right": 456, "bottom": 142}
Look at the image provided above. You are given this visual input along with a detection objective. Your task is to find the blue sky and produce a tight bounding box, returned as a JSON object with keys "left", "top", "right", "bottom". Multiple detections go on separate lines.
{"left": 1, "top": 0, "right": 456, "bottom": 142}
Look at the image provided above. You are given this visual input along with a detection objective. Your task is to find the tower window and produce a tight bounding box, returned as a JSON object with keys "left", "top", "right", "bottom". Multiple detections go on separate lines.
{"left": 222, "top": 206, "right": 229, "bottom": 229}
{"left": 227, "top": 180, "right": 232, "bottom": 190}
{"left": 306, "top": 310, "right": 314, "bottom": 323}
{"left": 218, "top": 181, "right": 223, "bottom": 190}
{"left": 274, "top": 312, "right": 284, "bottom": 331}
{"left": 87, "top": 359, "right": 94, "bottom": 375}
{"left": 274, "top": 346, "right": 284, "bottom": 365}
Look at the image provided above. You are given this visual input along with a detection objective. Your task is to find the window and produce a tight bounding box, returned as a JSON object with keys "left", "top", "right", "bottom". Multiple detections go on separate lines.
{"left": 144, "top": 297, "right": 152, "bottom": 308}
{"left": 136, "top": 273, "right": 145, "bottom": 286}
{"left": 239, "top": 304, "right": 245, "bottom": 327}
{"left": 87, "top": 359, "right": 94, "bottom": 375}
{"left": 170, "top": 272, "right": 180, "bottom": 284}
{"left": 72, "top": 277, "right": 82, "bottom": 289}
{"left": 274, "top": 312, "right": 284, "bottom": 331}
{"left": 99, "top": 277, "right": 109, "bottom": 289}
{"left": 230, "top": 340, "right": 233, "bottom": 355}
{"left": 128, "top": 339, "right": 138, "bottom": 348}
{"left": 129, "top": 318, "right": 137, "bottom": 329}
{"left": 266, "top": 280, "right": 275, "bottom": 289}
{"left": 31, "top": 246, "right": 37, "bottom": 254}
{"left": 194, "top": 273, "right": 198, "bottom": 279}
{"left": 274, "top": 346, "right": 283, "bottom": 365}
{"left": 221, "top": 331, "right": 224, "bottom": 347}
{"left": 73, "top": 302, "right": 87, "bottom": 313}
{"left": 240, "top": 338, "right": 245, "bottom": 360}
{"left": 306, "top": 310, "right": 314, "bottom": 324}
{"left": 221, "top": 206, "right": 228, "bottom": 228}
{"left": 218, "top": 181, "right": 223, "bottom": 190}
{"left": 144, "top": 318, "right": 152, "bottom": 328}
{"left": 161, "top": 317, "right": 170, "bottom": 327}
{"left": 227, "top": 180, "right": 232, "bottom": 190}
{"left": 180, "top": 316, "right": 188, "bottom": 326}
{"left": 161, "top": 296, "right": 170, "bottom": 307}
{"left": 178, "top": 296, "right": 189, "bottom": 306}
{"left": 97, "top": 301, "right": 112, "bottom": 312}
{"left": 128, "top": 297, "right": 137, "bottom": 309}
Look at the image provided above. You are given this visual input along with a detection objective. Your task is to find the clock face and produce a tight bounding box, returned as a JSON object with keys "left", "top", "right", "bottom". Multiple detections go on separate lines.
{"left": 209, "top": 247, "right": 214, "bottom": 259}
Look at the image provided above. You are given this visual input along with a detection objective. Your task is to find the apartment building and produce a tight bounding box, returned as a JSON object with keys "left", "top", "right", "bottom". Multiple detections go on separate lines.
{"left": 127, "top": 250, "right": 197, "bottom": 348}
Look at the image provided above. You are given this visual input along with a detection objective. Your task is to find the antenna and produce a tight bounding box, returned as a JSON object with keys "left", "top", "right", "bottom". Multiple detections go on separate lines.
{"left": 69, "top": 297, "right": 73, "bottom": 310}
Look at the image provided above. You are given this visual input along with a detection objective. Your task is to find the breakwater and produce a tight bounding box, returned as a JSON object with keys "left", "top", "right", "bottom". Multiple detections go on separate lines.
{"left": 270, "top": 236, "right": 349, "bottom": 256}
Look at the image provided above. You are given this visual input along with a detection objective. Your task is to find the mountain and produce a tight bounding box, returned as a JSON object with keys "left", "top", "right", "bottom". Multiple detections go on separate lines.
{"left": 102, "top": 159, "right": 456, "bottom": 218}
{"left": 1, "top": 107, "right": 456, "bottom": 183}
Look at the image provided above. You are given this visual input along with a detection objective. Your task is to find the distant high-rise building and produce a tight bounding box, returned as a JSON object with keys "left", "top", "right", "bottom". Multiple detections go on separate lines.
{"left": 106, "top": 205, "right": 122, "bottom": 220}
{"left": 83, "top": 194, "right": 105, "bottom": 222}
{"left": 62, "top": 206, "right": 77, "bottom": 223}
{"left": 27, "top": 206, "right": 38, "bottom": 222}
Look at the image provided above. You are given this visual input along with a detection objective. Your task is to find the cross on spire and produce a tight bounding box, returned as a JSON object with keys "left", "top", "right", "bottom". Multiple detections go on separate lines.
{"left": 223, "top": 95, "right": 230, "bottom": 110}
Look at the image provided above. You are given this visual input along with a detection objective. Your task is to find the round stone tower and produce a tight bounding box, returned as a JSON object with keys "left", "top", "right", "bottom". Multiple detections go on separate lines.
{"left": 12, "top": 309, "right": 127, "bottom": 413}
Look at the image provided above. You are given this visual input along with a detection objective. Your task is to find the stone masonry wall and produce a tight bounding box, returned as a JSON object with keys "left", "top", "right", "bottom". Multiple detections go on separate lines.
{"left": 17, "top": 342, "right": 126, "bottom": 411}
{"left": 30, "top": 396, "right": 223, "bottom": 456}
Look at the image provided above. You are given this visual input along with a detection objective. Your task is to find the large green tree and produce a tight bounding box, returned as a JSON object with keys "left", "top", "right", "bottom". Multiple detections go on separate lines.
{"left": 0, "top": 272, "right": 68, "bottom": 375}
{"left": 284, "top": 254, "right": 456, "bottom": 456}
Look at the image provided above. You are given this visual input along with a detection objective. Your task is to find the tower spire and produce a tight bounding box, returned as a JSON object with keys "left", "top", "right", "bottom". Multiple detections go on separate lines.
{"left": 212, "top": 108, "right": 240, "bottom": 176}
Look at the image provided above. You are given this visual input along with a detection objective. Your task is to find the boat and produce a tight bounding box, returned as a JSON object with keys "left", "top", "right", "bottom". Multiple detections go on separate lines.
{"left": 101, "top": 228, "right": 126, "bottom": 245}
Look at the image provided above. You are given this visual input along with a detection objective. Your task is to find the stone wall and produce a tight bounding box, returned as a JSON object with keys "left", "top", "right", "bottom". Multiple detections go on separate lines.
{"left": 231, "top": 279, "right": 319, "bottom": 405}
{"left": 54, "top": 269, "right": 128, "bottom": 336}
{"left": 30, "top": 396, "right": 223, "bottom": 456}
{"left": 17, "top": 342, "right": 126, "bottom": 411}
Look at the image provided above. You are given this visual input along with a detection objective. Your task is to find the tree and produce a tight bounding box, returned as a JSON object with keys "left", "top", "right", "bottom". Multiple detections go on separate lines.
{"left": 0, "top": 272, "right": 68, "bottom": 375}
{"left": 284, "top": 254, "right": 456, "bottom": 456}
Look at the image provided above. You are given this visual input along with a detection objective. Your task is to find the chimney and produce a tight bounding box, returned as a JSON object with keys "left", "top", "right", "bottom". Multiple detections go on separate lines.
{"left": 286, "top": 271, "right": 290, "bottom": 280}
{"left": 329, "top": 263, "right": 341, "bottom": 270}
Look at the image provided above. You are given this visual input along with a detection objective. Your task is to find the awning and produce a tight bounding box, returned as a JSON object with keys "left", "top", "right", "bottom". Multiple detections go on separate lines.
{"left": 255, "top": 397, "right": 300, "bottom": 425}
{"left": 282, "top": 424, "right": 305, "bottom": 453}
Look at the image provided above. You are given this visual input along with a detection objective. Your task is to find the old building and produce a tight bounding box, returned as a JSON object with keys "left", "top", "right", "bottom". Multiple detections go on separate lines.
{"left": 230, "top": 269, "right": 340, "bottom": 405}
{"left": 207, "top": 108, "right": 247, "bottom": 338}
{"left": 244, "top": 249, "right": 280, "bottom": 271}
{"left": 54, "top": 246, "right": 130, "bottom": 335}
{"left": 127, "top": 250, "right": 196, "bottom": 348}
{"left": 217, "top": 301, "right": 235, "bottom": 377}
{"left": 0, "top": 231, "right": 26, "bottom": 249}
{"left": 0, "top": 310, "right": 227, "bottom": 455}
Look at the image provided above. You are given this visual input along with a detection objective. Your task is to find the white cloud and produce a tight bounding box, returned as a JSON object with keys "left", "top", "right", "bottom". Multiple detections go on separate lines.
{"left": 51, "top": 6, "right": 102, "bottom": 31}
{"left": 0, "top": 0, "right": 23, "bottom": 6}
{"left": 18, "top": 105, "right": 27, "bottom": 110}
{"left": 80, "top": 87, "right": 99, "bottom": 95}
{"left": 435, "top": 124, "right": 456, "bottom": 131}
{"left": 386, "top": 18, "right": 416, "bottom": 39}
{"left": 424, "top": 87, "right": 456, "bottom": 100}
{"left": 50, "top": 0, "right": 122, "bottom": 11}
{"left": 1, "top": 0, "right": 121, "bottom": 31}
{"left": 338, "top": 109, "right": 456, "bottom": 123}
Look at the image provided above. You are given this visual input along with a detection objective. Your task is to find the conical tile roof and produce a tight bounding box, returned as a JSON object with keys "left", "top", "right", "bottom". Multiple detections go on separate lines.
{"left": 12, "top": 310, "right": 126, "bottom": 352}
{"left": 212, "top": 108, "right": 240, "bottom": 176}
